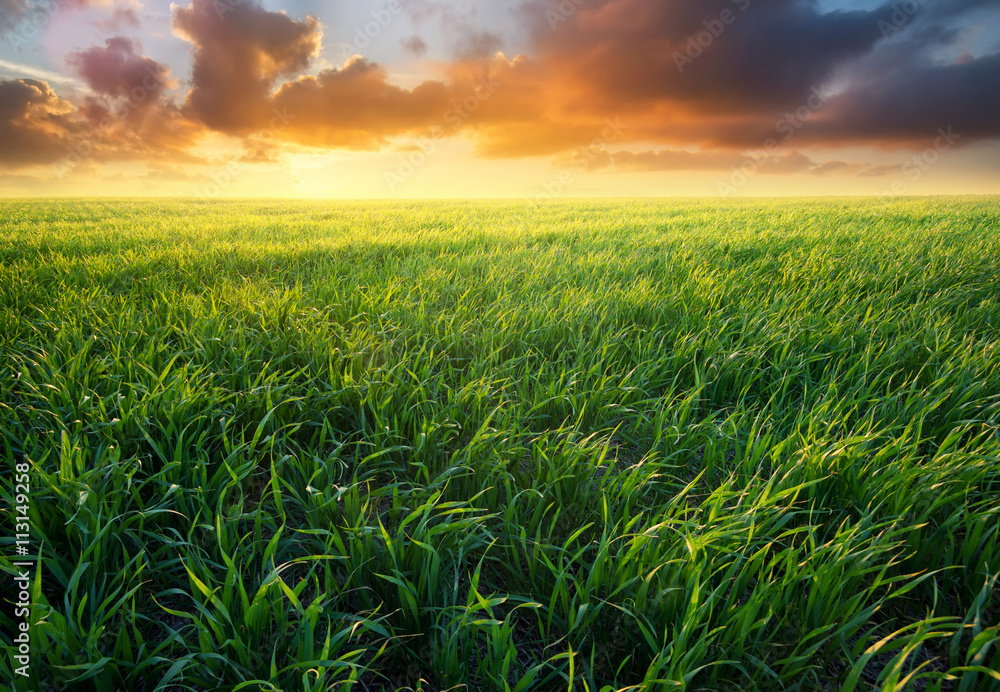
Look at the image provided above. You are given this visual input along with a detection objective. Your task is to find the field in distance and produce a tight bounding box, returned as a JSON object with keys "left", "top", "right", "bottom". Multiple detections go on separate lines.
{"left": 1, "top": 198, "right": 998, "bottom": 691}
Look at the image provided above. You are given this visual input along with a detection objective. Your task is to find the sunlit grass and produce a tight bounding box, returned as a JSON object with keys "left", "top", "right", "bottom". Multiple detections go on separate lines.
{"left": 1, "top": 197, "right": 998, "bottom": 691}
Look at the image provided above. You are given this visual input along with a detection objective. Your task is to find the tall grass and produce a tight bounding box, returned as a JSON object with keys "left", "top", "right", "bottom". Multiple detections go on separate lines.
{"left": 1, "top": 197, "right": 998, "bottom": 691}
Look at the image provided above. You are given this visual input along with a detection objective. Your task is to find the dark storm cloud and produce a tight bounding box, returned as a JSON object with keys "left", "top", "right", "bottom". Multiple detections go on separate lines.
{"left": 525, "top": 0, "right": 881, "bottom": 112}
{"left": 482, "top": 0, "right": 1000, "bottom": 154}
{"left": 811, "top": 52, "right": 1000, "bottom": 145}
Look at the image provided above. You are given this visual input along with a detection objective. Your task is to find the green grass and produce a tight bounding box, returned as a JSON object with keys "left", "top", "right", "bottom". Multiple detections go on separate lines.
{"left": 0, "top": 197, "right": 998, "bottom": 691}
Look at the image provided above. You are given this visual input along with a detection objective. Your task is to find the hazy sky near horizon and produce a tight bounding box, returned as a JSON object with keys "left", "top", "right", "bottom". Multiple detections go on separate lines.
{"left": 1, "top": 0, "right": 998, "bottom": 198}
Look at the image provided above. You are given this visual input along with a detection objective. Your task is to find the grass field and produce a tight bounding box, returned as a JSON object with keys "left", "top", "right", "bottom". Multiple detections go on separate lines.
{"left": 1, "top": 197, "right": 999, "bottom": 691}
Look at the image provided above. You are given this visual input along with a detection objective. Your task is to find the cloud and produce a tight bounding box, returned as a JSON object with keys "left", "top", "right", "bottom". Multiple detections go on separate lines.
{"left": 0, "top": 0, "right": 25, "bottom": 29}
{"left": 172, "top": 0, "right": 323, "bottom": 132}
{"left": 809, "top": 160, "right": 854, "bottom": 176}
{"left": 565, "top": 146, "right": 901, "bottom": 177}
{"left": 472, "top": 0, "right": 1000, "bottom": 155}
{"left": 565, "top": 148, "right": 749, "bottom": 173}
{"left": 93, "top": 6, "right": 141, "bottom": 32}
{"left": 0, "top": 78, "right": 77, "bottom": 168}
{"left": 1, "top": 6, "right": 192, "bottom": 172}
{"left": 140, "top": 164, "right": 209, "bottom": 183}
{"left": 170, "top": 0, "right": 455, "bottom": 148}
{"left": 0, "top": 40, "right": 190, "bottom": 173}
{"left": 401, "top": 34, "right": 428, "bottom": 57}
{"left": 806, "top": 52, "right": 1000, "bottom": 146}
{"left": 515, "top": 0, "right": 881, "bottom": 113}
{"left": 238, "top": 135, "right": 283, "bottom": 163}
{"left": 67, "top": 36, "right": 171, "bottom": 101}
{"left": 269, "top": 58, "right": 453, "bottom": 148}
{"left": 403, "top": 0, "right": 504, "bottom": 59}
{"left": 5, "top": 0, "right": 998, "bottom": 184}
{"left": 566, "top": 148, "right": 815, "bottom": 174}
{"left": 59, "top": 37, "right": 202, "bottom": 168}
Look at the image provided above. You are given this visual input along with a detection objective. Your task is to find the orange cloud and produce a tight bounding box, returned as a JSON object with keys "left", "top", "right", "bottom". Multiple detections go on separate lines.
{"left": 172, "top": 0, "right": 323, "bottom": 132}
{"left": 0, "top": 79, "right": 77, "bottom": 168}
{"left": 170, "top": 0, "right": 470, "bottom": 149}
{"left": 5, "top": 0, "right": 998, "bottom": 184}
{"left": 466, "top": 0, "right": 1000, "bottom": 155}
{"left": 60, "top": 37, "right": 202, "bottom": 171}
{"left": 270, "top": 59, "right": 454, "bottom": 149}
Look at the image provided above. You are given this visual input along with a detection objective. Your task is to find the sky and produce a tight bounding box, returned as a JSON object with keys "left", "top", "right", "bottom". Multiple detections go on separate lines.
{"left": 0, "top": 0, "right": 998, "bottom": 198}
